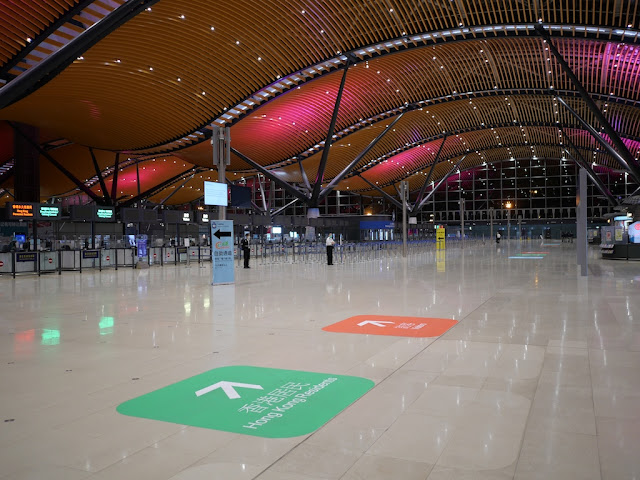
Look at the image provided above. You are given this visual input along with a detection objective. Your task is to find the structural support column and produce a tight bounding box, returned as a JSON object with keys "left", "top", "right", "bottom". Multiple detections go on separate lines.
{"left": 213, "top": 126, "right": 230, "bottom": 220}
{"left": 460, "top": 199, "right": 465, "bottom": 248}
{"left": 400, "top": 180, "right": 408, "bottom": 257}
{"left": 13, "top": 123, "right": 40, "bottom": 202}
{"left": 489, "top": 207, "right": 494, "bottom": 242}
{"left": 577, "top": 167, "right": 588, "bottom": 276}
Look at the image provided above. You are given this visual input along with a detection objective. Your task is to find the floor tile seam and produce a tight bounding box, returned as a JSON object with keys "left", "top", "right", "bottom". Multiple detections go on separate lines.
{"left": 264, "top": 331, "right": 449, "bottom": 478}
{"left": 86, "top": 431, "right": 183, "bottom": 476}
{"left": 587, "top": 340, "right": 605, "bottom": 480}
{"left": 511, "top": 343, "right": 555, "bottom": 480}
{"left": 0, "top": 463, "right": 90, "bottom": 480}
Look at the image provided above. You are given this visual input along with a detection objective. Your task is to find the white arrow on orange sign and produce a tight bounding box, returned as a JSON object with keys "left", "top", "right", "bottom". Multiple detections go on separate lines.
{"left": 357, "top": 320, "right": 395, "bottom": 327}
{"left": 195, "top": 381, "right": 263, "bottom": 399}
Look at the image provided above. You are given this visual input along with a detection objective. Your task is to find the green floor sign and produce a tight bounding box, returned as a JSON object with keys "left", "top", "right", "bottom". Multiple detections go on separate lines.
{"left": 117, "top": 366, "right": 374, "bottom": 438}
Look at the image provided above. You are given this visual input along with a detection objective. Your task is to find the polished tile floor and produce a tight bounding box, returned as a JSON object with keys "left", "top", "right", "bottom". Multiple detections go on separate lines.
{"left": 0, "top": 240, "right": 638, "bottom": 479}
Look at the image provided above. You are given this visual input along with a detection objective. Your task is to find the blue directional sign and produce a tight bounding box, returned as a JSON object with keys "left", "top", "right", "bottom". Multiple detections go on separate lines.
{"left": 211, "top": 220, "right": 234, "bottom": 285}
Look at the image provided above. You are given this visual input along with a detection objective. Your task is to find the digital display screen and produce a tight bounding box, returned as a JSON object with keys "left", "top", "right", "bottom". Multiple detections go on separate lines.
{"left": 9, "top": 203, "right": 35, "bottom": 218}
{"left": 272, "top": 226, "right": 282, "bottom": 234}
{"left": 96, "top": 208, "right": 115, "bottom": 221}
{"left": 204, "top": 181, "right": 228, "bottom": 206}
{"left": 38, "top": 205, "right": 60, "bottom": 219}
{"left": 181, "top": 212, "right": 192, "bottom": 223}
{"left": 196, "top": 212, "right": 210, "bottom": 224}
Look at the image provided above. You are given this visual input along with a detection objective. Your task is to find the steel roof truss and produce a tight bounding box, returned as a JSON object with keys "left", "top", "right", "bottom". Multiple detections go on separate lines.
{"left": 415, "top": 155, "right": 468, "bottom": 212}
{"left": 413, "top": 135, "right": 447, "bottom": 209}
{"left": 231, "top": 147, "right": 310, "bottom": 203}
{"left": 89, "top": 147, "right": 112, "bottom": 206}
{"left": 310, "top": 59, "right": 352, "bottom": 205}
{"left": 536, "top": 24, "right": 640, "bottom": 184}
{"left": 557, "top": 96, "right": 640, "bottom": 185}
{"left": 9, "top": 121, "right": 102, "bottom": 204}
{"left": 319, "top": 111, "right": 406, "bottom": 201}
{"left": 357, "top": 175, "right": 404, "bottom": 210}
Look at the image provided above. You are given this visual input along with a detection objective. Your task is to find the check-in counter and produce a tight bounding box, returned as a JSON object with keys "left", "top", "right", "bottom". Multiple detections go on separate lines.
{"left": 602, "top": 243, "right": 640, "bottom": 260}
{"left": 176, "top": 246, "right": 188, "bottom": 263}
{"left": 14, "top": 252, "right": 38, "bottom": 274}
{"left": 0, "top": 252, "right": 14, "bottom": 274}
{"left": 187, "top": 246, "right": 211, "bottom": 263}
{"left": 39, "top": 251, "right": 58, "bottom": 273}
{"left": 81, "top": 249, "right": 101, "bottom": 270}
{"left": 61, "top": 250, "right": 81, "bottom": 271}
{"left": 0, "top": 252, "right": 38, "bottom": 276}
{"left": 101, "top": 249, "right": 116, "bottom": 268}
{"left": 116, "top": 248, "right": 136, "bottom": 267}
{"left": 149, "top": 247, "right": 163, "bottom": 265}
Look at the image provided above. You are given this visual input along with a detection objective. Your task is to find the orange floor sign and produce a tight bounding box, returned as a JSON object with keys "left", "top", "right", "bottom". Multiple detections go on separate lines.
{"left": 323, "top": 315, "right": 458, "bottom": 338}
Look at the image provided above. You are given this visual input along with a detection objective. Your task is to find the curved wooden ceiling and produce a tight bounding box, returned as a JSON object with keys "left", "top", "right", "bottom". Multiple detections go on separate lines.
{"left": 0, "top": 0, "right": 80, "bottom": 67}
{"left": 0, "top": 0, "right": 638, "bottom": 202}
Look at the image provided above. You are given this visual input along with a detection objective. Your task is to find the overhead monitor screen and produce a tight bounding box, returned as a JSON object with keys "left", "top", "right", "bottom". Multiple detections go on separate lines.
{"left": 9, "top": 203, "right": 35, "bottom": 218}
{"left": 96, "top": 207, "right": 115, "bottom": 221}
{"left": 38, "top": 205, "right": 60, "bottom": 219}
{"left": 204, "top": 181, "right": 228, "bottom": 206}
{"left": 272, "top": 226, "right": 282, "bottom": 234}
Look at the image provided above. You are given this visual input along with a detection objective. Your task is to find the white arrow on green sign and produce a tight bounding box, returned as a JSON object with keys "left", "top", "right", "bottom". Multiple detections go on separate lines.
{"left": 196, "top": 381, "right": 263, "bottom": 399}
{"left": 117, "top": 365, "right": 374, "bottom": 438}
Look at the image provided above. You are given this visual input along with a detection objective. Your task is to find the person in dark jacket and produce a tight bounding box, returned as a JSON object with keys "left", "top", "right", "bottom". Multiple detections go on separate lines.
{"left": 241, "top": 233, "right": 251, "bottom": 268}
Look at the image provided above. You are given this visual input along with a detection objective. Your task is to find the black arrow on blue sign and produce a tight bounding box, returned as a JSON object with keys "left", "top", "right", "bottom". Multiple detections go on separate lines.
{"left": 213, "top": 229, "right": 231, "bottom": 239}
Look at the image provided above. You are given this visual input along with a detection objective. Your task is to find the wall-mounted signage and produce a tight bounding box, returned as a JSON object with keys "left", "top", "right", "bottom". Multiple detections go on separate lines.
{"left": 359, "top": 220, "right": 395, "bottom": 230}
{"left": 182, "top": 212, "right": 192, "bottom": 223}
{"left": 8, "top": 203, "right": 35, "bottom": 218}
{"left": 16, "top": 252, "right": 36, "bottom": 262}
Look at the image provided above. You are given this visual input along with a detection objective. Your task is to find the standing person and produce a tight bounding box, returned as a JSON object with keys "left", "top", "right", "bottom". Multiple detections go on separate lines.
{"left": 496, "top": 231, "right": 501, "bottom": 244}
{"left": 326, "top": 234, "right": 336, "bottom": 265}
{"left": 241, "top": 233, "right": 251, "bottom": 268}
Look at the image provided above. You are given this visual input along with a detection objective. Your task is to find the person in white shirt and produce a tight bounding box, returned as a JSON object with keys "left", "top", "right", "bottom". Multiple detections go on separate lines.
{"left": 326, "top": 234, "right": 336, "bottom": 265}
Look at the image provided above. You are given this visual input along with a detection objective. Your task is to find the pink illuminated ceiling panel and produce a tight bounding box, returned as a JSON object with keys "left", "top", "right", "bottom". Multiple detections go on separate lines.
{"left": 100, "top": 159, "right": 194, "bottom": 199}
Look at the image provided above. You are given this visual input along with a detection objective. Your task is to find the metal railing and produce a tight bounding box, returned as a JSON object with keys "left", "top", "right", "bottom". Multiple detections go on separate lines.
{"left": 1, "top": 238, "right": 490, "bottom": 278}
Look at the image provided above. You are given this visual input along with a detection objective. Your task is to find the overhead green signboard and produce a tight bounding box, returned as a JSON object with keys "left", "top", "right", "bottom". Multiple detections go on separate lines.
{"left": 117, "top": 366, "right": 373, "bottom": 438}
{"left": 96, "top": 207, "right": 115, "bottom": 221}
{"left": 38, "top": 205, "right": 60, "bottom": 219}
